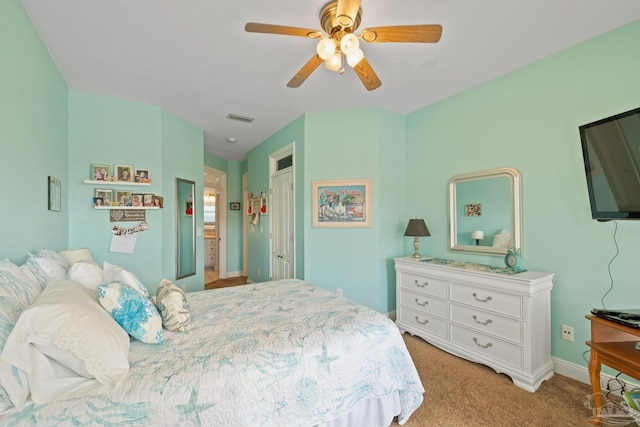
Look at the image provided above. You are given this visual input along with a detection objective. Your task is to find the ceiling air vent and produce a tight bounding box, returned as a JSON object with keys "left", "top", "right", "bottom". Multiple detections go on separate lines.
{"left": 227, "top": 113, "right": 255, "bottom": 123}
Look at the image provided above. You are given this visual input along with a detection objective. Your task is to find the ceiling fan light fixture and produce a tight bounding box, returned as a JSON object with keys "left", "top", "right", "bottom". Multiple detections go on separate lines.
{"left": 316, "top": 37, "right": 336, "bottom": 60}
{"left": 340, "top": 33, "right": 359, "bottom": 55}
{"left": 325, "top": 52, "right": 342, "bottom": 71}
{"left": 346, "top": 48, "right": 364, "bottom": 67}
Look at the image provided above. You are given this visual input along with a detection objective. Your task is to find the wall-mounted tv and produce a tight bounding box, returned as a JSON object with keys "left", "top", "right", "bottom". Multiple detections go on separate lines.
{"left": 579, "top": 106, "right": 640, "bottom": 221}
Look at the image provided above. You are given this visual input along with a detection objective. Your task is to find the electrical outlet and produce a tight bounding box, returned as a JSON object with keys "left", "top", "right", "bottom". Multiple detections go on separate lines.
{"left": 562, "top": 325, "right": 574, "bottom": 342}
{"left": 336, "top": 288, "right": 343, "bottom": 297}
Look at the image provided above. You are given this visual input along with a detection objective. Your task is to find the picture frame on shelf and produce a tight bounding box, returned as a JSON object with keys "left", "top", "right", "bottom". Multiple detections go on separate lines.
{"left": 94, "top": 189, "right": 113, "bottom": 205}
{"left": 93, "top": 197, "right": 106, "bottom": 207}
{"left": 143, "top": 193, "right": 155, "bottom": 206}
{"left": 91, "top": 164, "right": 110, "bottom": 181}
{"left": 48, "top": 176, "right": 61, "bottom": 212}
{"left": 230, "top": 202, "right": 241, "bottom": 210}
{"left": 114, "top": 164, "right": 134, "bottom": 182}
{"left": 115, "top": 190, "right": 132, "bottom": 206}
{"left": 312, "top": 178, "right": 372, "bottom": 228}
{"left": 131, "top": 193, "right": 144, "bottom": 207}
{"left": 151, "top": 195, "right": 163, "bottom": 208}
{"left": 135, "top": 168, "right": 150, "bottom": 183}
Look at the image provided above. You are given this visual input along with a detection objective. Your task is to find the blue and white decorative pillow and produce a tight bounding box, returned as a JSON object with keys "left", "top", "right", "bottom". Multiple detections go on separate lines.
{"left": 98, "top": 282, "right": 163, "bottom": 344}
{"left": 156, "top": 279, "right": 190, "bottom": 332}
{"left": 24, "top": 249, "right": 69, "bottom": 289}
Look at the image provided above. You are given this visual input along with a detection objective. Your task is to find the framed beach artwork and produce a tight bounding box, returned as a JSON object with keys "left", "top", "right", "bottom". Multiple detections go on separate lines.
{"left": 48, "top": 176, "right": 61, "bottom": 211}
{"left": 312, "top": 179, "right": 372, "bottom": 228}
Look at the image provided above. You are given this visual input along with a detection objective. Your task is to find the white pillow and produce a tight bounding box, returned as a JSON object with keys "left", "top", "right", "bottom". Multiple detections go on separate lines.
{"left": 25, "top": 249, "right": 69, "bottom": 288}
{"left": 156, "top": 279, "right": 191, "bottom": 332}
{"left": 0, "top": 279, "right": 130, "bottom": 405}
{"left": 68, "top": 260, "right": 104, "bottom": 290}
{"left": 102, "top": 262, "right": 151, "bottom": 299}
{"left": 58, "top": 248, "right": 94, "bottom": 266}
{"left": 492, "top": 229, "right": 512, "bottom": 248}
{"left": 98, "top": 282, "right": 163, "bottom": 344}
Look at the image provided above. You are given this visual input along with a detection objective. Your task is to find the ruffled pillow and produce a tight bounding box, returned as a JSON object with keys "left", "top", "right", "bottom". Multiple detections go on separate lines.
{"left": 98, "top": 282, "right": 163, "bottom": 344}
{"left": 102, "top": 262, "right": 151, "bottom": 299}
{"left": 25, "top": 249, "right": 69, "bottom": 288}
{"left": 0, "top": 279, "right": 130, "bottom": 405}
{"left": 156, "top": 279, "right": 190, "bottom": 332}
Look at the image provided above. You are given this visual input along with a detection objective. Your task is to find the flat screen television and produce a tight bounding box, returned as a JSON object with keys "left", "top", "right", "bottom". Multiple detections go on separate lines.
{"left": 579, "top": 106, "right": 640, "bottom": 221}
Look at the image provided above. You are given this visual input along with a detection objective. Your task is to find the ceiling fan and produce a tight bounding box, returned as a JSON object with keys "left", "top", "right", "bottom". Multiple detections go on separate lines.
{"left": 245, "top": 0, "right": 442, "bottom": 91}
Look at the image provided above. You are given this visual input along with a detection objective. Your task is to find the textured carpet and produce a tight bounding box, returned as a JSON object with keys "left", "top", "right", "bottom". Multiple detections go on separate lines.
{"left": 391, "top": 333, "right": 605, "bottom": 427}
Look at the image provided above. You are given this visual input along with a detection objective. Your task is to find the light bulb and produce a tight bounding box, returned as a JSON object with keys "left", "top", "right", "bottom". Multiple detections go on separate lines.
{"left": 316, "top": 38, "right": 336, "bottom": 60}
{"left": 325, "top": 52, "right": 342, "bottom": 72}
{"left": 340, "top": 33, "right": 359, "bottom": 55}
{"left": 346, "top": 48, "right": 364, "bottom": 67}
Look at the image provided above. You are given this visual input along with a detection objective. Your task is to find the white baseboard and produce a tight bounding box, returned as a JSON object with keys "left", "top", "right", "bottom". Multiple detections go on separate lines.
{"left": 225, "top": 270, "right": 243, "bottom": 278}
{"left": 552, "top": 356, "right": 640, "bottom": 392}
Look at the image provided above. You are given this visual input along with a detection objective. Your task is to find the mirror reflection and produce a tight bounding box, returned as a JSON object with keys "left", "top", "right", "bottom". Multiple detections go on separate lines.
{"left": 176, "top": 178, "right": 196, "bottom": 279}
{"left": 449, "top": 167, "right": 522, "bottom": 256}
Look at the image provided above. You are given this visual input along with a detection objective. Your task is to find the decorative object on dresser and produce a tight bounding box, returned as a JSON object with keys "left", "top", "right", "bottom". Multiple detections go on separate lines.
{"left": 403, "top": 217, "right": 431, "bottom": 258}
{"left": 471, "top": 230, "right": 484, "bottom": 246}
{"left": 395, "top": 256, "right": 554, "bottom": 392}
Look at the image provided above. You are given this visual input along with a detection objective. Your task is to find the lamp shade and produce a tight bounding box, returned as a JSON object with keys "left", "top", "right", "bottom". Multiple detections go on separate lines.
{"left": 471, "top": 230, "right": 484, "bottom": 240}
{"left": 404, "top": 218, "right": 430, "bottom": 237}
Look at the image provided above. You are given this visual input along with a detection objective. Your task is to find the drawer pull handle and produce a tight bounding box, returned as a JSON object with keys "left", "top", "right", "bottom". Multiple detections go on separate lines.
{"left": 472, "top": 315, "right": 492, "bottom": 326}
{"left": 414, "top": 280, "right": 429, "bottom": 288}
{"left": 414, "top": 298, "right": 429, "bottom": 306}
{"left": 473, "top": 337, "right": 493, "bottom": 349}
{"left": 472, "top": 292, "right": 492, "bottom": 303}
{"left": 415, "top": 316, "right": 429, "bottom": 325}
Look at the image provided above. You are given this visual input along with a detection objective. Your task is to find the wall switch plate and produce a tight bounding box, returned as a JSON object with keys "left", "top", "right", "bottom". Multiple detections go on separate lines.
{"left": 562, "top": 325, "right": 574, "bottom": 342}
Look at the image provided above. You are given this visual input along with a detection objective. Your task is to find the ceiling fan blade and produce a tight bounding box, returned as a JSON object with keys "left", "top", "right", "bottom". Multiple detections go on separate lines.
{"left": 245, "top": 22, "right": 321, "bottom": 39}
{"left": 361, "top": 24, "right": 442, "bottom": 43}
{"left": 336, "top": 0, "right": 361, "bottom": 27}
{"left": 352, "top": 58, "right": 382, "bottom": 91}
{"left": 287, "top": 55, "right": 324, "bottom": 88}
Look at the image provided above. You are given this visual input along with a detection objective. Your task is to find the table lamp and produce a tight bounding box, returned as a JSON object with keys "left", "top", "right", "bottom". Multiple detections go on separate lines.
{"left": 471, "top": 230, "right": 484, "bottom": 246}
{"left": 404, "top": 218, "right": 431, "bottom": 259}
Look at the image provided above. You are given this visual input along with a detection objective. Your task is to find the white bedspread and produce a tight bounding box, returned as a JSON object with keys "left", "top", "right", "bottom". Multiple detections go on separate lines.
{"left": 1, "top": 279, "right": 424, "bottom": 426}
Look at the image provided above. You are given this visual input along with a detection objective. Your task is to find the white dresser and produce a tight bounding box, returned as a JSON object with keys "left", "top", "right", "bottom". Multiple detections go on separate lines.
{"left": 395, "top": 257, "right": 554, "bottom": 392}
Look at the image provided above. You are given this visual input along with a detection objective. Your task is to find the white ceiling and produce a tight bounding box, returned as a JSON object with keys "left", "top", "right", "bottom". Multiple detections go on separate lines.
{"left": 21, "top": 1, "right": 640, "bottom": 161}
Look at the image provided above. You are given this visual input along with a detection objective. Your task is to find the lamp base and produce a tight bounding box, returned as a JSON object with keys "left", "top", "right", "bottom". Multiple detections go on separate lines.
{"left": 412, "top": 237, "right": 421, "bottom": 259}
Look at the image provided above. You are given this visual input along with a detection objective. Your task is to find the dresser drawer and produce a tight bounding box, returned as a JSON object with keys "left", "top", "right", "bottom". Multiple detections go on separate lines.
{"left": 400, "top": 289, "right": 447, "bottom": 318}
{"left": 450, "top": 303, "right": 522, "bottom": 344}
{"left": 399, "top": 306, "right": 449, "bottom": 340}
{"left": 450, "top": 283, "right": 521, "bottom": 318}
{"left": 451, "top": 325, "right": 523, "bottom": 369}
{"left": 399, "top": 273, "right": 447, "bottom": 298}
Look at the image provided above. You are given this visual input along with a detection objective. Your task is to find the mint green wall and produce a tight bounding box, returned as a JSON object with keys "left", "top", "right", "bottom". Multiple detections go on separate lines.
{"left": 0, "top": 0, "right": 68, "bottom": 263}
{"left": 303, "top": 108, "right": 405, "bottom": 312}
{"left": 246, "top": 116, "right": 305, "bottom": 282}
{"left": 405, "top": 20, "right": 640, "bottom": 367}
{"left": 68, "top": 91, "right": 204, "bottom": 294}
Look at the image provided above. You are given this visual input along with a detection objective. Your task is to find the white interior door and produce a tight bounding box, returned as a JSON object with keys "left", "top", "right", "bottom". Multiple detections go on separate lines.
{"left": 271, "top": 169, "right": 294, "bottom": 280}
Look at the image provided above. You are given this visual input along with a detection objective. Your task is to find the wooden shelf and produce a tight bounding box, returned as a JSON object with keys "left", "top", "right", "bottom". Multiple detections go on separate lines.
{"left": 94, "top": 206, "right": 159, "bottom": 210}
{"left": 83, "top": 179, "right": 151, "bottom": 186}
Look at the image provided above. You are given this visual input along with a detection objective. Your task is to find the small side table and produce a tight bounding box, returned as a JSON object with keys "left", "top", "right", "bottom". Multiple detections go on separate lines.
{"left": 586, "top": 315, "right": 640, "bottom": 423}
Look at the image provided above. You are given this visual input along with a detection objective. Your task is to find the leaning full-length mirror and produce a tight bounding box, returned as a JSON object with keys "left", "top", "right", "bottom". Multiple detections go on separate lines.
{"left": 176, "top": 178, "right": 196, "bottom": 279}
{"left": 449, "top": 167, "right": 522, "bottom": 256}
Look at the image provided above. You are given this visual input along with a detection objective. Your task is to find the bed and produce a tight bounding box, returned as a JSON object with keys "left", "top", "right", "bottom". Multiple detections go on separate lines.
{"left": 0, "top": 250, "right": 424, "bottom": 426}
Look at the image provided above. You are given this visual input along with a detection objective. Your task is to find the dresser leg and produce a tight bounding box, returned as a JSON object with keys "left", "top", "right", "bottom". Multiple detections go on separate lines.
{"left": 588, "top": 350, "right": 602, "bottom": 425}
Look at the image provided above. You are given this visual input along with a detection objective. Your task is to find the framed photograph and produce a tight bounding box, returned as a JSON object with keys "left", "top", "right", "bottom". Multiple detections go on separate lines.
{"left": 312, "top": 179, "right": 372, "bottom": 228}
{"left": 131, "top": 193, "right": 144, "bottom": 207}
{"left": 115, "top": 190, "right": 132, "bottom": 206}
{"left": 143, "top": 193, "right": 155, "bottom": 206}
{"left": 93, "top": 197, "right": 106, "bottom": 207}
{"left": 151, "top": 195, "right": 163, "bottom": 208}
{"left": 114, "top": 164, "right": 134, "bottom": 182}
{"left": 230, "top": 202, "right": 241, "bottom": 210}
{"left": 185, "top": 201, "right": 193, "bottom": 216}
{"left": 90, "top": 164, "right": 110, "bottom": 181}
{"left": 135, "top": 168, "right": 150, "bottom": 183}
{"left": 48, "top": 176, "right": 61, "bottom": 211}
{"left": 94, "top": 188, "right": 113, "bottom": 205}
{"left": 465, "top": 203, "right": 482, "bottom": 216}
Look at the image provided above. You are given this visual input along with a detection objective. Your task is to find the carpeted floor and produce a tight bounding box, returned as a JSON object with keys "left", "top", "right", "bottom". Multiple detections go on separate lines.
{"left": 390, "top": 333, "right": 626, "bottom": 427}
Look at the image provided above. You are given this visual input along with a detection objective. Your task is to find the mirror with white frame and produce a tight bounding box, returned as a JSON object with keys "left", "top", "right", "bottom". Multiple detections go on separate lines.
{"left": 176, "top": 177, "right": 196, "bottom": 279}
{"left": 449, "top": 167, "right": 522, "bottom": 256}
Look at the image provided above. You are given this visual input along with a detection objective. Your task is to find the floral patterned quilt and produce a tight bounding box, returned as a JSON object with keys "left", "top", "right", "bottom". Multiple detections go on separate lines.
{"left": 1, "top": 279, "right": 424, "bottom": 426}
